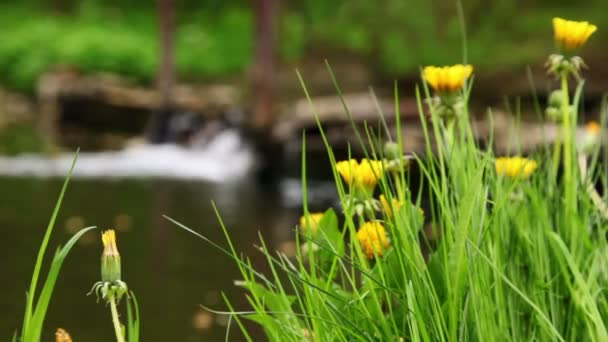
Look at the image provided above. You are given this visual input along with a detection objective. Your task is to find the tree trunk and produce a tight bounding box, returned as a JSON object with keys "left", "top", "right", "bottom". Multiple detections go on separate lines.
{"left": 147, "top": 0, "right": 175, "bottom": 143}
{"left": 250, "top": 0, "right": 278, "bottom": 132}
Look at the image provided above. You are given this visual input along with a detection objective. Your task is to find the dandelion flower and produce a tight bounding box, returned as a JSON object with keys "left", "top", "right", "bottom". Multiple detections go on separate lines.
{"left": 55, "top": 328, "right": 72, "bottom": 342}
{"left": 553, "top": 17, "right": 597, "bottom": 51}
{"left": 299, "top": 212, "right": 324, "bottom": 236}
{"left": 423, "top": 64, "right": 473, "bottom": 93}
{"left": 379, "top": 194, "right": 404, "bottom": 216}
{"left": 579, "top": 121, "right": 602, "bottom": 153}
{"left": 335, "top": 159, "right": 359, "bottom": 186}
{"left": 495, "top": 157, "right": 538, "bottom": 180}
{"left": 357, "top": 159, "right": 385, "bottom": 189}
{"left": 336, "top": 159, "right": 384, "bottom": 191}
{"left": 586, "top": 121, "right": 601, "bottom": 135}
{"left": 356, "top": 221, "right": 390, "bottom": 259}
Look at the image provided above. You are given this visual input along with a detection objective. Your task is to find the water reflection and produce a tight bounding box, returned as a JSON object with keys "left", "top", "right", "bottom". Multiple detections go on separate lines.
{"left": 0, "top": 176, "right": 300, "bottom": 341}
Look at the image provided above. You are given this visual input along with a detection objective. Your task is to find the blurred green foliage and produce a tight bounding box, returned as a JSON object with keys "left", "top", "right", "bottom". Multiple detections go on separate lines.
{"left": 0, "top": 0, "right": 606, "bottom": 92}
{"left": 0, "top": 123, "right": 45, "bottom": 155}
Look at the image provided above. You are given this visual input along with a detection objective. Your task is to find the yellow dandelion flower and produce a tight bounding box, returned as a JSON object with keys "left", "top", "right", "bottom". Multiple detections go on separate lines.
{"left": 357, "top": 159, "right": 384, "bottom": 189}
{"left": 299, "top": 212, "right": 324, "bottom": 235}
{"left": 335, "top": 159, "right": 384, "bottom": 191}
{"left": 579, "top": 121, "right": 602, "bottom": 153}
{"left": 335, "top": 159, "right": 359, "bottom": 186}
{"left": 495, "top": 157, "right": 538, "bottom": 180}
{"left": 586, "top": 121, "right": 601, "bottom": 135}
{"left": 55, "top": 328, "right": 72, "bottom": 342}
{"left": 553, "top": 17, "right": 597, "bottom": 51}
{"left": 379, "top": 194, "right": 404, "bottom": 216}
{"left": 423, "top": 64, "right": 473, "bottom": 93}
{"left": 356, "top": 221, "right": 390, "bottom": 259}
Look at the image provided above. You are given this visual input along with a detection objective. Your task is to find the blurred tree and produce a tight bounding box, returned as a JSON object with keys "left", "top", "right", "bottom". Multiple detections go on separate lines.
{"left": 146, "top": 0, "right": 175, "bottom": 143}
{"left": 250, "top": 0, "right": 278, "bottom": 132}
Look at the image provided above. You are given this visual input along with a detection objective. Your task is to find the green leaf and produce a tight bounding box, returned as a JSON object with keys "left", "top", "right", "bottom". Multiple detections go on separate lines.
{"left": 26, "top": 226, "right": 97, "bottom": 342}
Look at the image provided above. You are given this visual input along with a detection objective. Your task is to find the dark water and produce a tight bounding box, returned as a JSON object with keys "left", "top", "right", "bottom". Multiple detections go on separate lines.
{"left": 0, "top": 176, "right": 301, "bottom": 341}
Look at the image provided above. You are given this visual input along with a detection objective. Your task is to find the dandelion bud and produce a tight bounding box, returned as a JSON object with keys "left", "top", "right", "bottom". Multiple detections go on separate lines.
{"left": 548, "top": 90, "right": 565, "bottom": 108}
{"left": 101, "top": 230, "right": 121, "bottom": 283}
{"left": 384, "top": 142, "right": 401, "bottom": 161}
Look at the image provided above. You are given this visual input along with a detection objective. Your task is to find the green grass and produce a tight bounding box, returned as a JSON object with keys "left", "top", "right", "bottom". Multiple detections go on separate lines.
{"left": 169, "top": 53, "right": 608, "bottom": 342}
{"left": 16, "top": 151, "right": 98, "bottom": 341}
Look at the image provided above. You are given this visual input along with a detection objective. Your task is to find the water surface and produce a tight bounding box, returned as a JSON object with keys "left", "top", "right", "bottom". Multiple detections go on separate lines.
{"left": 1, "top": 176, "right": 300, "bottom": 341}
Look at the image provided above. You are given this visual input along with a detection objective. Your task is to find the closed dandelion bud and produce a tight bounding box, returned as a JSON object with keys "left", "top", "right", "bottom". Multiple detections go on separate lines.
{"left": 384, "top": 142, "right": 401, "bottom": 161}
{"left": 545, "top": 107, "right": 561, "bottom": 122}
{"left": 548, "top": 90, "right": 565, "bottom": 108}
{"left": 101, "top": 230, "right": 121, "bottom": 283}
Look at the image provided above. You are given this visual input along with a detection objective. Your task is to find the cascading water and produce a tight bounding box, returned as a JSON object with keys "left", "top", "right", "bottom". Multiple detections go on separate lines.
{"left": 0, "top": 129, "right": 255, "bottom": 182}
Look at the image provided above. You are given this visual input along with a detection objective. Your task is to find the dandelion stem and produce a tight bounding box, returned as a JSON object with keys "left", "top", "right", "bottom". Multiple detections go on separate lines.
{"left": 110, "top": 296, "right": 125, "bottom": 342}
{"left": 560, "top": 73, "right": 575, "bottom": 215}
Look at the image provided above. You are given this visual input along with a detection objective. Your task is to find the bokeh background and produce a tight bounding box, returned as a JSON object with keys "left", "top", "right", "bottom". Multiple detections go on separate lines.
{"left": 0, "top": 1, "right": 606, "bottom": 341}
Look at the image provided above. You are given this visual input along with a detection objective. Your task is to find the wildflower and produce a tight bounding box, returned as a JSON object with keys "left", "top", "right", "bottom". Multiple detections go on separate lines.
{"left": 495, "top": 157, "right": 538, "bottom": 179}
{"left": 578, "top": 121, "right": 602, "bottom": 154}
{"left": 379, "top": 194, "right": 404, "bottom": 216}
{"left": 357, "top": 159, "right": 385, "bottom": 189}
{"left": 336, "top": 159, "right": 384, "bottom": 192}
{"left": 586, "top": 121, "right": 601, "bottom": 135}
{"left": 55, "top": 328, "right": 72, "bottom": 342}
{"left": 101, "top": 229, "right": 121, "bottom": 283}
{"left": 553, "top": 17, "right": 597, "bottom": 52}
{"left": 90, "top": 229, "right": 128, "bottom": 303}
{"left": 356, "top": 221, "right": 390, "bottom": 259}
{"left": 423, "top": 64, "right": 473, "bottom": 93}
{"left": 299, "top": 212, "right": 324, "bottom": 236}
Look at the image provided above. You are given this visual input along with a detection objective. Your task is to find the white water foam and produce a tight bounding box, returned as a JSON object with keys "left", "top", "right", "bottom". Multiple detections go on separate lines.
{"left": 0, "top": 129, "right": 255, "bottom": 182}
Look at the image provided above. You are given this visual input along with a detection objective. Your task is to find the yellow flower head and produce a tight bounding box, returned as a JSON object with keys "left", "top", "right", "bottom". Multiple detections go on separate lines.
{"left": 586, "top": 121, "right": 601, "bottom": 135}
{"left": 336, "top": 159, "right": 384, "bottom": 191}
{"left": 55, "top": 328, "right": 72, "bottom": 342}
{"left": 299, "top": 212, "right": 324, "bottom": 235}
{"left": 495, "top": 157, "right": 538, "bottom": 180}
{"left": 335, "top": 159, "right": 359, "bottom": 186}
{"left": 356, "top": 221, "right": 390, "bottom": 259}
{"left": 357, "top": 159, "right": 384, "bottom": 189}
{"left": 423, "top": 64, "right": 473, "bottom": 93}
{"left": 553, "top": 17, "right": 597, "bottom": 51}
{"left": 379, "top": 194, "right": 404, "bottom": 216}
